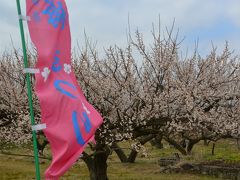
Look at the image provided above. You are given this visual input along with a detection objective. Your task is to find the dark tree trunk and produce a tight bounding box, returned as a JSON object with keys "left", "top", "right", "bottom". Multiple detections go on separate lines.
{"left": 164, "top": 137, "right": 187, "bottom": 155}
{"left": 127, "top": 150, "right": 138, "bottom": 163}
{"left": 186, "top": 140, "right": 200, "bottom": 154}
{"left": 113, "top": 134, "right": 155, "bottom": 163}
{"left": 89, "top": 152, "right": 108, "bottom": 180}
{"left": 82, "top": 145, "right": 110, "bottom": 180}
{"left": 211, "top": 143, "right": 215, "bottom": 155}
{"left": 150, "top": 134, "right": 163, "bottom": 149}
{"left": 204, "top": 139, "right": 208, "bottom": 146}
{"left": 127, "top": 134, "right": 155, "bottom": 163}
{"left": 111, "top": 142, "right": 127, "bottom": 162}
{"left": 37, "top": 137, "right": 49, "bottom": 156}
{"left": 186, "top": 143, "right": 193, "bottom": 154}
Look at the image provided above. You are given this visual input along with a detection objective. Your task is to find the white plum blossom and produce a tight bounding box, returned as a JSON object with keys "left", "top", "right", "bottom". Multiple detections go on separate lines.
{"left": 64, "top": 63, "right": 71, "bottom": 74}
{"left": 41, "top": 67, "right": 51, "bottom": 82}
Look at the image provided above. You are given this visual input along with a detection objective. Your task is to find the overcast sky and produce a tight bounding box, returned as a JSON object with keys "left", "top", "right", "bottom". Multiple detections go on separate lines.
{"left": 0, "top": 0, "right": 239, "bottom": 57}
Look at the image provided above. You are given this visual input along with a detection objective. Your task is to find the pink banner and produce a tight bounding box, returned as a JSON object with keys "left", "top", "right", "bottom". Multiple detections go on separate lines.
{"left": 26, "top": 0, "right": 103, "bottom": 179}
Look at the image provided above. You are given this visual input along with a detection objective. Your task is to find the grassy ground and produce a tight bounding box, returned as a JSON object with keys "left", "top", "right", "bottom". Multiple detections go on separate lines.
{"left": 0, "top": 139, "right": 239, "bottom": 179}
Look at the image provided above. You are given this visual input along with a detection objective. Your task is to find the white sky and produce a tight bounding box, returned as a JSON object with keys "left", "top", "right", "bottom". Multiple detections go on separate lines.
{"left": 0, "top": 0, "right": 239, "bottom": 57}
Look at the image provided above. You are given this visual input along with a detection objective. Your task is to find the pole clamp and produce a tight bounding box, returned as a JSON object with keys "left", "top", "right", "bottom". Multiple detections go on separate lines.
{"left": 18, "top": 15, "right": 31, "bottom": 21}
{"left": 32, "top": 123, "right": 47, "bottom": 131}
{"left": 23, "top": 68, "right": 40, "bottom": 74}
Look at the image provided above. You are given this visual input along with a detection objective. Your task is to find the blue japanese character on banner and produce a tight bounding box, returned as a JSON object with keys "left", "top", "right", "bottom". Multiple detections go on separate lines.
{"left": 42, "top": 0, "right": 66, "bottom": 30}
{"left": 52, "top": 50, "right": 62, "bottom": 72}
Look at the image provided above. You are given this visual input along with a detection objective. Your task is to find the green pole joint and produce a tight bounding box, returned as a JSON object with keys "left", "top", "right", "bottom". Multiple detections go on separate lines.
{"left": 15, "top": 0, "right": 41, "bottom": 179}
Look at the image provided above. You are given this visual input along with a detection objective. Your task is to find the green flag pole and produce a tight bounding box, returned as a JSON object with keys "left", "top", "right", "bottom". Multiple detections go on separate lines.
{"left": 15, "top": 0, "right": 41, "bottom": 179}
